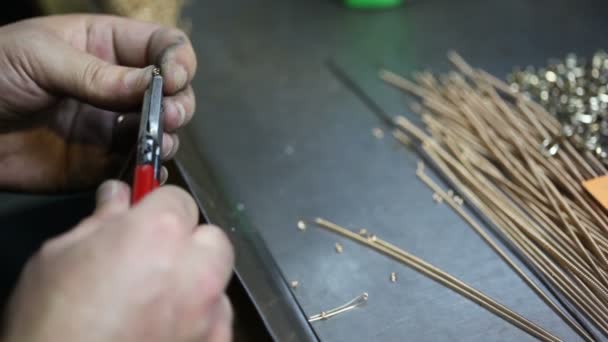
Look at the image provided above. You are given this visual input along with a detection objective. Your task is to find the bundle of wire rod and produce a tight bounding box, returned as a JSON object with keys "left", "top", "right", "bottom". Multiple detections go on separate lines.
{"left": 313, "top": 218, "right": 562, "bottom": 341}
{"left": 379, "top": 52, "right": 608, "bottom": 340}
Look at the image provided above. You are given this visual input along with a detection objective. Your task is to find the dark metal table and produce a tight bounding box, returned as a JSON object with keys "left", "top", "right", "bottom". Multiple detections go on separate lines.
{"left": 3, "top": 1, "right": 608, "bottom": 341}
{"left": 179, "top": 0, "right": 608, "bottom": 341}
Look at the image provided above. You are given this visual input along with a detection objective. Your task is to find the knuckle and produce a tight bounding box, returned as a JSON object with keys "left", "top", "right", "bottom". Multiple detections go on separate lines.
{"left": 161, "top": 185, "right": 198, "bottom": 217}
{"left": 205, "top": 225, "right": 235, "bottom": 266}
{"left": 157, "top": 185, "right": 186, "bottom": 202}
{"left": 80, "top": 215, "right": 102, "bottom": 227}
{"left": 151, "top": 210, "right": 187, "bottom": 239}
{"left": 38, "top": 238, "right": 61, "bottom": 260}
{"left": 163, "top": 184, "right": 190, "bottom": 198}
{"left": 157, "top": 210, "right": 181, "bottom": 228}
{"left": 38, "top": 218, "right": 99, "bottom": 258}
{"left": 81, "top": 59, "right": 107, "bottom": 97}
{"left": 20, "top": 253, "right": 44, "bottom": 281}
{"left": 130, "top": 187, "right": 197, "bottom": 239}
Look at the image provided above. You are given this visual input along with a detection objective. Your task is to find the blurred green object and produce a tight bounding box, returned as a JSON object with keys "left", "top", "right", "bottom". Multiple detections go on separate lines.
{"left": 344, "top": 0, "right": 403, "bottom": 8}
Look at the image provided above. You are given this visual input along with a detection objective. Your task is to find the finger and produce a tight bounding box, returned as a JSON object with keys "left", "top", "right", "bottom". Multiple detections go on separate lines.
{"left": 130, "top": 185, "right": 199, "bottom": 234}
{"left": 111, "top": 113, "right": 180, "bottom": 160}
{"left": 205, "top": 295, "right": 234, "bottom": 342}
{"left": 82, "top": 15, "right": 196, "bottom": 94}
{"left": 176, "top": 294, "right": 230, "bottom": 341}
{"left": 163, "top": 86, "right": 195, "bottom": 132}
{"left": 42, "top": 15, "right": 194, "bottom": 72}
{"left": 31, "top": 15, "right": 158, "bottom": 65}
{"left": 85, "top": 15, "right": 197, "bottom": 86}
{"left": 176, "top": 225, "right": 234, "bottom": 338}
{"left": 94, "top": 180, "right": 131, "bottom": 220}
{"left": 38, "top": 37, "right": 155, "bottom": 111}
{"left": 160, "top": 166, "right": 169, "bottom": 185}
{"left": 83, "top": 15, "right": 165, "bottom": 67}
{"left": 112, "top": 114, "right": 178, "bottom": 166}
{"left": 188, "top": 225, "right": 235, "bottom": 305}
{"left": 162, "top": 133, "right": 179, "bottom": 160}
{"left": 147, "top": 27, "right": 197, "bottom": 94}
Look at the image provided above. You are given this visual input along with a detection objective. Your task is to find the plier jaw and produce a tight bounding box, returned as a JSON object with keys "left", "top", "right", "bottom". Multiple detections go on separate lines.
{"left": 132, "top": 67, "right": 164, "bottom": 203}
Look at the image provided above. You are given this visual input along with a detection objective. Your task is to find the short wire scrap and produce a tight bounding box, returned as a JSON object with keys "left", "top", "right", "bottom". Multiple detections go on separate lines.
{"left": 308, "top": 293, "right": 369, "bottom": 323}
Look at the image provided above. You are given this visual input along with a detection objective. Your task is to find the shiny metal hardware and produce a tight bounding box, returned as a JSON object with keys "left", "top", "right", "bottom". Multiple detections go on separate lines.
{"left": 509, "top": 51, "right": 608, "bottom": 164}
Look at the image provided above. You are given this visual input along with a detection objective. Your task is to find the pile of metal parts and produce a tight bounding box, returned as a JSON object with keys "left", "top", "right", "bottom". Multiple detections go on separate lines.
{"left": 508, "top": 51, "right": 608, "bottom": 162}
{"left": 380, "top": 52, "right": 608, "bottom": 340}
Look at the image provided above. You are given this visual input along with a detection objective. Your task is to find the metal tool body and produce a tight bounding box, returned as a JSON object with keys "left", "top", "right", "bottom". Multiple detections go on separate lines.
{"left": 132, "top": 68, "right": 164, "bottom": 203}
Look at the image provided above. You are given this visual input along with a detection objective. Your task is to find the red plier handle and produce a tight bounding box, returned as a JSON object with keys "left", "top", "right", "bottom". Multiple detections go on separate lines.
{"left": 132, "top": 164, "right": 160, "bottom": 203}
{"left": 132, "top": 68, "right": 164, "bottom": 203}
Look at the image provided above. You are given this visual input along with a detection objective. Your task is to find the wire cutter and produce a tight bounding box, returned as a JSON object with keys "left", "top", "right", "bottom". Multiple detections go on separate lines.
{"left": 132, "top": 67, "right": 164, "bottom": 203}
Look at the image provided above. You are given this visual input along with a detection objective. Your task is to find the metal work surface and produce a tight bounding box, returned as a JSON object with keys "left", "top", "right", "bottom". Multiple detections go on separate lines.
{"left": 1, "top": 1, "right": 608, "bottom": 341}
{"left": 183, "top": 0, "right": 608, "bottom": 341}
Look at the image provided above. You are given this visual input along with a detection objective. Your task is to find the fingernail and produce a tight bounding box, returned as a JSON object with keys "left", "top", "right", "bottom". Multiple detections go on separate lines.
{"left": 173, "top": 64, "right": 188, "bottom": 90}
{"left": 171, "top": 134, "right": 180, "bottom": 155}
{"left": 176, "top": 102, "right": 186, "bottom": 126}
{"left": 96, "top": 180, "right": 118, "bottom": 204}
{"left": 162, "top": 134, "right": 174, "bottom": 158}
{"left": 163, "top": 99, "right": 176, "bottom": 123}
{"left": 160, "top": 166, "right": 169, "bottom": 185}
{"left": 124, "top": 67, "right": 151, "bottom": 90}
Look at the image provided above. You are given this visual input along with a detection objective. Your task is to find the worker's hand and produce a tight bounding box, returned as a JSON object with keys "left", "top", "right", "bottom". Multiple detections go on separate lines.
{"left": 0, "top": 15, "right": 196, "bottom": 192}
{"left": 2, "top": 181, "right": 233, "bottom": 342}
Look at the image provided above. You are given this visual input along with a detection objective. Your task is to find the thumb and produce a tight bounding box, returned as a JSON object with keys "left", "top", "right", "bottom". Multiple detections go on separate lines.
{"left": 43, "top": 180, "right": 130, "bottom": 250}
{"left": 38, "top": 180, "right": 130, "bottom": 252}
{"left": 94, "top": 180, "right": 131, "bottom": 220}
{"left": 38, "top": 39, "right": 154, "bottom": 111}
